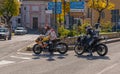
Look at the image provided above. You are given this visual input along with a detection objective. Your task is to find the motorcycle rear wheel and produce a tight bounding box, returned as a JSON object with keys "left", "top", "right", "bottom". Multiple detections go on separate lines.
{"left": 56, "top": 43, "right": 68, "bottom": 54}
{"left": 96, "top": 44, "right": 108, "bottom": 56}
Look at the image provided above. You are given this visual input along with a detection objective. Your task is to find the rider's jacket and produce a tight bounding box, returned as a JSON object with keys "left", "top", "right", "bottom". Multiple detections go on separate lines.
{"left": 86, "top": 28, "right": 98, "bottom": 38}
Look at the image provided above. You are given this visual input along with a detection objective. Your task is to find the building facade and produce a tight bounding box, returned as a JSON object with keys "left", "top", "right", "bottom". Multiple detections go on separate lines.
{"left": 86, "top": 0, "right": 120, "bottom": 27}
{"left": 20, "top": 0, "right": 51, "bottom": 31}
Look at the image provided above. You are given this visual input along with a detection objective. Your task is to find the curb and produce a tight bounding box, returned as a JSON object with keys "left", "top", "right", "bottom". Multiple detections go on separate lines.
{"left": 18, "top": 38, "right": 120, "bottom": 53}
{"left": 103, "top": 38, "right": 120, "bottom": 44}
{"left": 68, "top": 38, "right": 120, "bottom": 50}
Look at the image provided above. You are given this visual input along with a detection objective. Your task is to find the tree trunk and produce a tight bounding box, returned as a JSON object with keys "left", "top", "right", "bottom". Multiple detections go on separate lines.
{"left": 97, "top": 11, "right": 102, "bottom": 24}
{"left": 7, "top": 20, "right": 12, "bottom": 40}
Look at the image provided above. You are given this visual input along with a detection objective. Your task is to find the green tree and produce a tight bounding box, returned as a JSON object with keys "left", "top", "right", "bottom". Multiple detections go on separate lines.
{"left": 87, "top": 0, "right": 114, "bottom": 23}
{"left": 0, "top": 0, "right": 20, "bottom": 25}
{"left": 0, "top": 0, "right": 20, "bottom": 39}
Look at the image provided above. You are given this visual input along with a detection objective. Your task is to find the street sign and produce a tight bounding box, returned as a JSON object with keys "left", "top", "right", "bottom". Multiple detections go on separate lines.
{"left": 70, "top": 1, "right": 85, "bottom": 12}
{"left": 48, "top": 2, "right": 62, "bottom": 14}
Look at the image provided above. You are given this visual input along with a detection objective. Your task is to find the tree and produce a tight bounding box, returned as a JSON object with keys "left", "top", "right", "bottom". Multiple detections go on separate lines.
{"left": 0, "top": 0, "right": 4, "bottom": 16}
{"left": 0, "top": 0, "right": 4, "bottom": 5}
{"left": 87, "top": 0, "right": 115, "bottom": 23}
{"left": 0, "top": 0, "right": 20, "bottom": 39}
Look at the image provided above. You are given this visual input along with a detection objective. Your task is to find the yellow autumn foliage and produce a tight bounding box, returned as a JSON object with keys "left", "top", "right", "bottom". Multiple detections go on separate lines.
{"left": 87, "top": 0, "right": 115, "bottom": 11}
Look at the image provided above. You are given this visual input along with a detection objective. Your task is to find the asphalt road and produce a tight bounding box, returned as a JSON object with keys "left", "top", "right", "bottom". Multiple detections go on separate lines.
{"left": 0, "top": 34, "right": 38, "bottom": 59}
{"left": 0, "top": 37, "right": 120, "bottom": 74}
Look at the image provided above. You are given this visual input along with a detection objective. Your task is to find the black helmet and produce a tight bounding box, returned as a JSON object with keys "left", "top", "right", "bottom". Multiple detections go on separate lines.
{"left": 85, "top": 25, "right": 91, "bottom": 29}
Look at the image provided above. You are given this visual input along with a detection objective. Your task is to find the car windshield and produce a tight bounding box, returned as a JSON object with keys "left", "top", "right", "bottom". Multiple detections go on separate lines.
{"left": 0, "top": 28, "right": 6, "bottom": 32}
{"left": 16, "top": 27, "right": 25, "bottom": 30}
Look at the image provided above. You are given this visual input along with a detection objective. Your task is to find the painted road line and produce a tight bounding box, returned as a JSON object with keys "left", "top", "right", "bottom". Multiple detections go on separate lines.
{"left": 17, "top": 52, "right": 33, "bottom": 56}
{"left": 17, "top": 42, "right": 34, "bottom": 52}
{"left": 10, "top": 56, "right": 31, "bottom": 60}
{"left": 0, "top": 60, "right": 15, "bottom": 66}
{"left": 97, "top": 63, "right": 118, "bottom": 74}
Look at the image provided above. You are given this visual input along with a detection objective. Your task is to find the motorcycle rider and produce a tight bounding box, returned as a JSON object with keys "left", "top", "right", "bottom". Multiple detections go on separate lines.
{"left": 85, "top": 25, "right": 98, "bottom": 56}
{"left": 36, "top": 25, "right": 57, "bottom": 48}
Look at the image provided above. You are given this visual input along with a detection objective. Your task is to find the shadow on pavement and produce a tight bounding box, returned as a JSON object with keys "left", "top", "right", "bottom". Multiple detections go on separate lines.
{"left": 0, "top": 39, "right": 5, "bottom": 41}
{"left": 75, "top": 55, "right": 110, "bottom": 60}
{"left": 32, "top": 53, "right": 68, "bottom": 61}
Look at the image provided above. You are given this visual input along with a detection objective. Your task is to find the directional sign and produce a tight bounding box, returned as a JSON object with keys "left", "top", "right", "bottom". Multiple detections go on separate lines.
{"left": 48, "top": 2, "right": 62, "bottom": 14}
{"left": 70, "top": 1, "right": 85, "bottom": 12}
{"left": 70, "top": 2, "right": 85, "bottom": 9}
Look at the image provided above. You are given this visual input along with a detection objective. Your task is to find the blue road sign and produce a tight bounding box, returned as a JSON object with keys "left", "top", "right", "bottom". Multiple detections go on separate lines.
{"left": 48, "top": 2, "right": 62, "bottom": 14}
{"left": 70, "top": 1, "right": 85, "bottom": 9}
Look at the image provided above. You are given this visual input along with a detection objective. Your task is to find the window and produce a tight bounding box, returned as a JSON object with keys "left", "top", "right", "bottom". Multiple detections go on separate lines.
{"left": 101, "top": 12, "right": 105, "bottom": 19}
{"left": 87, "top": 8, "right": 91, "bottom": 18}
{"left": 111, "top": 9, "right": 120, "bottom": 23}
{"left": 19, "top": 8, "right": 21, "bottom": 14}
{"left": 111, "top": 9, "right": 119, "bottom": 15}
{"left": 24, "top": 7, "right": 26, "bottom": 10}
{"left": 18, "top": 18, "right": 21, "bottom": 24}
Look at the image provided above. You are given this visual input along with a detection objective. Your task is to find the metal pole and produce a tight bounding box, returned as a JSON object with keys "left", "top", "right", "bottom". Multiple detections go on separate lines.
{"left": 64, "top": 0, "right": 66, "bottom": 27}
{"left": 91, "top": 8, "right": 93, "bottom": 26}
{"left": 54, "top": 0, "right": 58, "bottom": 36}
{"left": 116, "top": 10, "right": 117, "bottom": 32}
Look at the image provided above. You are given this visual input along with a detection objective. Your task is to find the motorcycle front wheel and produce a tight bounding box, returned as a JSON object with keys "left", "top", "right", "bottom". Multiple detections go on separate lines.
{"left": 56, "top": 43, "right": 68, "bottom": 54}
{"left": 33, "top": 44, "right": 42, "bottom": 55}
{"left": 96, "top": 44, "right": 108, "bottom": 56}
{"left": 74, "top": 44, "right": 84, "bottom": 55}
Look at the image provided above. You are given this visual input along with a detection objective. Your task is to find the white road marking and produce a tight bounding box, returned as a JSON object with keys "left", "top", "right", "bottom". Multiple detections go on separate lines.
{"left": 10, "top": 56, "right": 31, "bottom": 60}
{"left": 97, "top": 63, "right": 118, "bottom": 74}
{"left": 0, "top": 60, "right": 15, "bottom": 66}
{"left": 17, "top": 52, "right": 33, "bottom": 56}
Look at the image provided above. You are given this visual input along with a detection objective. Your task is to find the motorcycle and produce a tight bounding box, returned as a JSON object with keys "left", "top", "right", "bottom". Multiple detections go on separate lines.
{"left": 74, "top": 35, "right": 108, "bottom": 56}
{"left": 33, "top": 37, "right": 68, "bottom": 55}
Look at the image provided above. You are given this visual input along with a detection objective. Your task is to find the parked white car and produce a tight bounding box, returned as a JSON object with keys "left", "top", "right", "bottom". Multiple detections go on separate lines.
{"left": 14, "top": 27, "right": 27, "bottom": 35}
{"left": 0, "top": 28, "right": 9, "bottom": 40}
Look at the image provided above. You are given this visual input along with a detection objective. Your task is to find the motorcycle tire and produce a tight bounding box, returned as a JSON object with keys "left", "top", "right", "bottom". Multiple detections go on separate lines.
{"left": 96, "top": 44, "right": 108, "bottom": 56}
{"left": 33, "top": 44, "right": 42, "bottom": 55}
{"left": 56, "top": 43, "right": 68, "bottom": 54}
{"left": 74, "top": 44, "right": 84, "bottom": 55}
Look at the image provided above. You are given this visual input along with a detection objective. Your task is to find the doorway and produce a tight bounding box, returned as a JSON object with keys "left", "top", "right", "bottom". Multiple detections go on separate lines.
{"left": 33, "top": 17, "right": 38, "bottom": 29}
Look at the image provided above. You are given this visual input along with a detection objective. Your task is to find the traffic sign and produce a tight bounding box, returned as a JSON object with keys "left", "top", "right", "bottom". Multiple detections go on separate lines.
{"left": 70, "top": 1, "right": 85, "bottom": 12}
{"left": 70, "top": 2, "right": 85, "bottom": 9}
{"left": 48, "top": 2, "right": 62, "bottom": 14}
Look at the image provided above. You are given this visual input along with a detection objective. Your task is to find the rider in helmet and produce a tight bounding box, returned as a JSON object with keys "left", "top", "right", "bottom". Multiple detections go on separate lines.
{"left": 85, "top": 25, "right": 98, "bottom": 56}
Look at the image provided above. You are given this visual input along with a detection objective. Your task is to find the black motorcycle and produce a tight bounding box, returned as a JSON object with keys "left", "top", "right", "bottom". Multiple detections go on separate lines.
{"left": 74, "top": 35, "right": 108, "bottom": 56}
{"left": 33, "top": 38, "right": 68, "bottom": 55}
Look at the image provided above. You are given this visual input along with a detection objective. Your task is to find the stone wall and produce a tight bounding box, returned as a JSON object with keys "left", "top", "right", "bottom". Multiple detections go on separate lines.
{"left": 61, "top": 32, "right": 120, "bottom": 45}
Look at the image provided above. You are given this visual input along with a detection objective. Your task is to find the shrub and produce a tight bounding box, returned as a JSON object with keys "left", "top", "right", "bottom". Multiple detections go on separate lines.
{"left": 78, "top": 23, "right": 90, "bottom": 34}
{"left": 58, "top": 25, "right": 70, "bottom": 38}
{"left": 101, "top": 21, "right": 113, "bottom": 32}
{"left": 68, "top": 29, "right": 78, "bottom": 37}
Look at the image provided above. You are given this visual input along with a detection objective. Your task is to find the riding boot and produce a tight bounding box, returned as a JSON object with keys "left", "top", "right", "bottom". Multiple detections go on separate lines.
{"left": 87, "top": 49, "right": 93, "bottom": 56}
{"left": 86, "top": 45, "right": 93, "bottom": 56}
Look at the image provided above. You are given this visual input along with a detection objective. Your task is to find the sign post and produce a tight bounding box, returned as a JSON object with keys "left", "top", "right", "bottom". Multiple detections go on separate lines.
{"left": 48, "top": 2, "right": 62, "bottom": 36}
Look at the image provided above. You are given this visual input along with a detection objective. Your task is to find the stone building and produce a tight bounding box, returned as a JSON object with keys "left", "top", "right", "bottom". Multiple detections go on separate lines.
{"left": 86, "top": 0, "right": 120, "bottom": 27}
{"left": 21, "top": 0, "right": 51, "bottom": 31}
